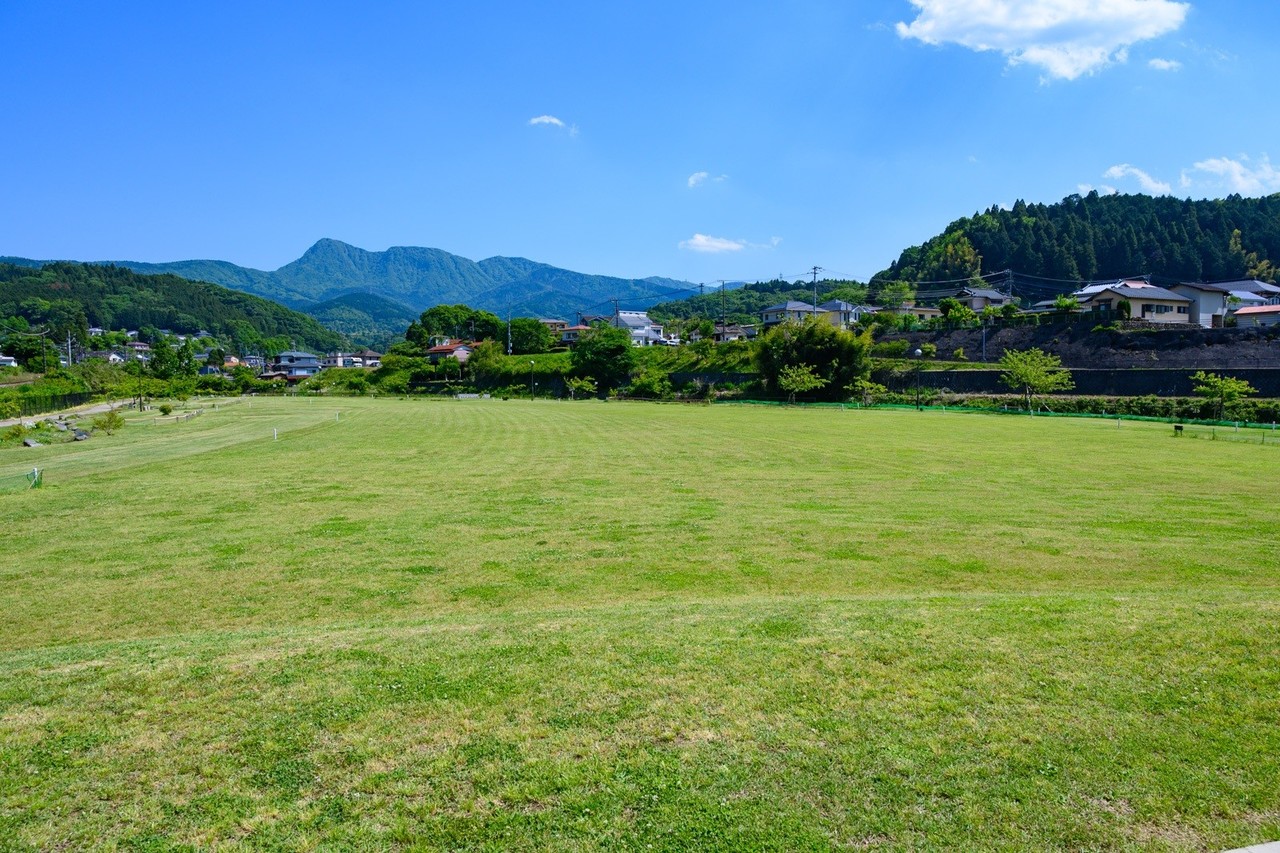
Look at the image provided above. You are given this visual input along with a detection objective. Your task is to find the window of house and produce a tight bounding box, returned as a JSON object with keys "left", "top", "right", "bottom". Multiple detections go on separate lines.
{"left": 1141, "top": 304, "right": 1154, "bottom": 315}
{"left": 1177, "top": 306, "right": 1188, "bottom": 314}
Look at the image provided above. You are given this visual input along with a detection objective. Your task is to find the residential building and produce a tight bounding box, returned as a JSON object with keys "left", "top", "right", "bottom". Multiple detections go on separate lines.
{"left": 1233, "top": 305, "right": 1280, "bottom": 327}
{"left": 0, "top": 355, "right": 17, "bottom": 368}
{"left": 712, "top": 323, "right": 748, "bottom": 342}
{"left": 323, "top": 352, "right": 360, "bottom": 368}
{"left": 760, "top": 301, "right": 818, "bottom": 327}
{"left": 1079, "top": 284, "right": 1191, "bottom": 323}
{"left": 891, "top": 302, "right": 944, "bottom": 322}
{"left": 538, "top": 318, "right": 569, "bottom": 335}
{"left": 351, "top": 349, "right": 382, "bottom": 368}
{"left": 612, "top": 311, "right": 666, "bottom": 346}
{"left": 426, "top": 341, "right": 473, "bottom": 364}
{"left": 817, "top": 300, "right": 879, "bottom": 328}
{"left": 560, "top": 325, "right": 591, "bottom": 346}
{"left": 271, "top": 350, "right": 322, "bottom": 379}
{"left": 1169, "top": 282, "right": 1234, "bottom": 328}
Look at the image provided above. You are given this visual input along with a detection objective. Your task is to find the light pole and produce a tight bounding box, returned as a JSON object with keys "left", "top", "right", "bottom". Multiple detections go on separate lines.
{"left": 529, "top": 360, "right": 535, "bottom": 399}
{"left": 913, "top": 347, "right": 923, "bottom": 411}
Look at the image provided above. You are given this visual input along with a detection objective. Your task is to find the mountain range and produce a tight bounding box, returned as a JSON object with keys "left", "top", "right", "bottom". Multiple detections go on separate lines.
{"left": 4, "top": 239, "right": 697, "bottom": 347}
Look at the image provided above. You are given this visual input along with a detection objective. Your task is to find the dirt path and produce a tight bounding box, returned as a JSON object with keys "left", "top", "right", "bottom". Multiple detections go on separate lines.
{"left": 0, "top": 399, "right": 130, "bottom": 429}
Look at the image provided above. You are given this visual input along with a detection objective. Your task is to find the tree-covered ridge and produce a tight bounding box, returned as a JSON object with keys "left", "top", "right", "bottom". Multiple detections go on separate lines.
{"left": 302, "top": 292, "right": 418, "bottom": 350}
{"left": 46, "top": 238, "right": 698, "bottom": 318}
{"left": 878, "top": 192, "right": 1280, "bottom": 285}
{"left": 0, "top": 262, "right": 344, "bottom": 353}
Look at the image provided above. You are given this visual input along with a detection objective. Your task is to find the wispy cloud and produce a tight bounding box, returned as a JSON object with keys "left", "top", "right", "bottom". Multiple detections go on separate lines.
{"left": 1103, "top": 163, "right": 1172, "bottom": 195}
{"left": 1182, "top": 155, "right": 1280, "bottom": 195}
{"left": 1148, "top": 57, "right": 1181, "bottom": 71}
{"left": 527, "top": 114, "right": 578, "bottom": 136}
{"left": 687, "top": 171, "right": 728, "bottom": 188}
{"left": 678, "top": 234, "right": 745, "bottom": 253}
{"left": 896, "top": 0, "right": 1190, "bottom": 81}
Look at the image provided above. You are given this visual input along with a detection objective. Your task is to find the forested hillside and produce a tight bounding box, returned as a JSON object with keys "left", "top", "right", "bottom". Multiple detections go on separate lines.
{"left": 302, "top": 292, "right": 418, "bottom": 350}
{"left": 877, "top": 192, "right": 1280, "bottom": 285}
{"left": 0, "top": 262, "right": 344, "bottom": 353}
{"left": 33, "top": 239, "right": 697, "bottom": 318}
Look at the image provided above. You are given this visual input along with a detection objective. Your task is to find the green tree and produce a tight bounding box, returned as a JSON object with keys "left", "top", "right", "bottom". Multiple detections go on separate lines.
{"left": 847, "top": 377, "right": 888, "bottom": 405}
{"left": 1191, "top": 371, "right": 1257, "bottom": 420}
{"left": 777, "top": 363, "right": 828, "bottom": 403}
{"left": 1052, "top": 293, "right": 1078, "bottom": 314}
{"left": 875, "top": 281, "right": 915, "bottom": 310}
{"left": 507, "top": 317, "right": 555, "bottom": 354}
{"left": 571, "top": 324, "right": 635, "bottom": 392}
{"left": 755, "top": 318, "right": 872, "bottom": 402}
{"left": 91, "top": 408, "right": 125, "bottom": 435}
{"left": 999, "top": 348, "right": 1075, "bottom": 409}
{"left": 565, "top": 375, "right": 597, "bottom": 400}
{"left": 148, "top": 337, "right": 179, "bottom": 380}
{"left": 466, "top": 339, "right": 505, "bottom": 380}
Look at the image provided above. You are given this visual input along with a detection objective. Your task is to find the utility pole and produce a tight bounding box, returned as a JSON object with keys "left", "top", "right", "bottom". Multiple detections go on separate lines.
{"left": 66, "top": 331, "right": 73, "bottom": 367}
{"left": 810, "top": 266, "right": 824, "bottom": 320}
{"left": 507, "top": 309, "right": 512, "bottom": 355}
{"left": 718, "top": 280, "right": 727, "bottom": 331}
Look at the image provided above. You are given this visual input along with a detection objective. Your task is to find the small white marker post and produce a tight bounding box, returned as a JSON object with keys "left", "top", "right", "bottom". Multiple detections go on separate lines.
{"left": 273, "top": 428, "right": 278, "bottom": 441}
{"left": 336, "top": 411, "right": 340, "bottom": 422}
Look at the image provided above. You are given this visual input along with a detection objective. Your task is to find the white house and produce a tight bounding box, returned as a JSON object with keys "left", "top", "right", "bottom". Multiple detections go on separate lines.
{"left": 0, "top": 355, "right": 17, "bottom": 368}
{"left": 1169, "top": 282, "right": 1233, "bottom": 328}
{"left": 1077, "top": 283, "right": 1191, "bottom": 323}
{"left": 760, "top": 301, "right": 818, "bottom": 327}
{"left": 612, "top": 311, "right": 666, "bottom": 346}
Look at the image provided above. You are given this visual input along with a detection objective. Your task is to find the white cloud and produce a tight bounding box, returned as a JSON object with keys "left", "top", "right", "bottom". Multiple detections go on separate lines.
{"left": 896, "top": 0, "right": 1190, "bottom": 80}
{"left": 1183, "top": 155, "right": 1280, "bottom": 195}
{"left": 678, "top": 234, "right": 745, "bottom": 253}
{"left": 687, "top": 171, "right": 728, "bottom": 188}
{"left": 1078, "top": 183, "right": 1118, "bottom": 195}
{"left": 1103, "top": 163, "right": 1172, "bottom": 194}
{"left": 1148, "top": 57, "right": 1181, "bottom": 71}
{"left": 528, "top": 115, "right": 565, "bottom": 128}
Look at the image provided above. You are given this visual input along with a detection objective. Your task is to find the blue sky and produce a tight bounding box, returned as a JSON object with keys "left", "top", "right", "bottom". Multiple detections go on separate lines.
{"left": 3, "top": 0, "right": 1278, "bottom": 285}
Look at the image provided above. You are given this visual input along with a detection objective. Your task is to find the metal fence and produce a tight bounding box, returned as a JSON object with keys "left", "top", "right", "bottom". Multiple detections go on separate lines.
{"left": 12, "top": 392, "right": 94, "bottom": 418}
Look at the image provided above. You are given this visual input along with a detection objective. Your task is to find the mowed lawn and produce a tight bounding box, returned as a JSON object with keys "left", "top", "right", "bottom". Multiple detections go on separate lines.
{"left": 1, "top": 397, "right": 1277, "bottom": 851}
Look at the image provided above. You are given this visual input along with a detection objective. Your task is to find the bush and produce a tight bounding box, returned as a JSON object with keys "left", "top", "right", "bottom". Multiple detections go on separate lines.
{"left": 159, "top": 403, "right": 174, "bottom": 416}
{"left": 624, "top": 369, "right": 673, "bottom": 400}
{"left": 91, "top": 409, "right": 125, "bottom": 435}
{"left": 872, "top": 340, "right": 910, "bottom": 358}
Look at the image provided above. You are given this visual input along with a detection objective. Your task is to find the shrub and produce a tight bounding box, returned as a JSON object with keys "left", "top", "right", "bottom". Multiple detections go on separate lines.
{"left": 91, "top": 409, "right": 125, "bottom": 435}
{"left": 159, "top": 403, "right": 174, "bottom": 416}
{"left": 953, "top": 347, "right": 967, "bottom": 361}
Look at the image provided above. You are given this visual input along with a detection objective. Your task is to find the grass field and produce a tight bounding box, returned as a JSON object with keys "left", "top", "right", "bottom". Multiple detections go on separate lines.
{"left": 2, "top": 397, "right": 1278, "bottom": 850}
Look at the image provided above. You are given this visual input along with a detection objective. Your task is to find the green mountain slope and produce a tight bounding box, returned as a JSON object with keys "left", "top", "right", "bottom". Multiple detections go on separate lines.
{"left": 876, "top": 192, "right": 1280, "bottom": 286}
{"left": 302, "top": 291, "right": 418, "bottom": 350}
{"left": 64, "top": 239, "right": 697, "bottom": 318}
{"left": 0, "top": 262, "right": 345, "bottom": 353}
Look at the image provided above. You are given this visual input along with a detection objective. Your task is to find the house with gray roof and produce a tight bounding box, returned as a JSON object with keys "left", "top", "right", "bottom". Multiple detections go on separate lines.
{"left": 1078, "top": 284, "right": 1191, "bottom": 323}
{"left": 760, "top": 301, "right": 818, "bottom": 327}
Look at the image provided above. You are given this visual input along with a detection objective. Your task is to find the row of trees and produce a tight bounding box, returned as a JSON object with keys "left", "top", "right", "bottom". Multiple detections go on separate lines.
{"left": 402, "top": 304, "right": 559, "bottom": 355}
